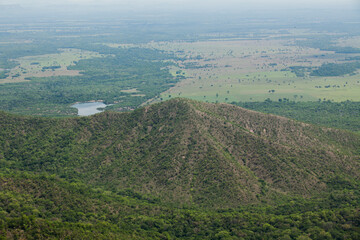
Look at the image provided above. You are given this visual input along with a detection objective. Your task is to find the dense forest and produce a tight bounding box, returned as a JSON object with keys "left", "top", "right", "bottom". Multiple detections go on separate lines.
{"left": 0, "top": 99, "right": 359, "bottom": 239}
{"left": 286, "top": 62, "right": 360, "bottom": 78}
{"left": 1, "top": 170, "right": 359, "bottom": 239}
{"left": 233, "top": 101, "right": 360, "bottom": 133}
{"left": 311, "top": 62, "right": 360, "bottom": 77}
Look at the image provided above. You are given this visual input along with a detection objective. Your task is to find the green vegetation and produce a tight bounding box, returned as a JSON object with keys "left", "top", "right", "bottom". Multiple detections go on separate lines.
{"left": 159, "top": 66, "right": 360, "bottom": 103}
{"left": 322, "top": 46, "right": 360, "bottom": 54}
{"left": 143, "top": 38, "right": 360, "bottom": 104}
{"left": 1, "top": 12, "right": 360, "bottom": 239}
{"left": 0, "top": 43, "right": 59, "bottom": 69}
{"left": 0, "top": 58, "right": 18, "bottom": 70}
{"left": 1, "top": 99, "right": 358, "bottom": 207}
{"left": 0, "top": 99, "right": 359, "bottom": 238}
{"left": 311, "top": 62, "right": 360, "bottom": 77}
{"left": 0, "top": 48, "right": 107, "bottom": 84}
{"left": 1, "top": 170, "right": 359, "bottom": 239}
{"left": 1, "top": 22, "right": 360, "bottom": 116}
{"left": 0, "top": 71, "right": 8, "bottom": 79}
{"left": 234, "top": 100, "right": 360, "bottom": 133}
{"left": 288, "top": 66, "right": 311, "bottom": 77}
{"left": 295, "top": 37, "right": 360, "bottom": 54}
{"left": 41, "top": 65, "right": 61, "bottom": 70}
{"left": 0, "top": 46, "right": 176, "bottom": 116}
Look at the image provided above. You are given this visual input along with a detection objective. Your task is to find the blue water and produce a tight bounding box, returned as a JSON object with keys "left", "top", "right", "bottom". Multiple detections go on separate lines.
{"left": 71, "top": 102, "right": 107, "bottom": 116}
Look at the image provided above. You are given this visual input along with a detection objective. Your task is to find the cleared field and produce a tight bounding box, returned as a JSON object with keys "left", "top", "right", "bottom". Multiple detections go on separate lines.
{"left": 0, "top": 48, "right": 106, "bottom": 84}
{"left": 337, "top": 36, "right": 360, "bottom": 48}
{"left": 133, "top": 37, "right": 360, "bottom": 103}
{"left": 159, "top": 71, "right": 360, "bottom": 102}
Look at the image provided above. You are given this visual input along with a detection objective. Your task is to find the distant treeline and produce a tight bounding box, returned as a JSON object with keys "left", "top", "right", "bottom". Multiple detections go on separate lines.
{"left": 42, "top": 65, "right": 61, "bottom": 70}
{"left": 287, "top": 66, "right": 311, "bottom": 77}
{"left": 0, "top": 70, "right": 9, "bottom": 79}
{"left": 295, "top": 38, "right": 360, "bottom": 54}
{"left": 286, "top": 62, "right": 360, "bottom": 77}
{"left": 311, "top": 62, "right": 360, "bottom": 77}
{"left": 233, "top": 100, "right": 360, "bottom": 133}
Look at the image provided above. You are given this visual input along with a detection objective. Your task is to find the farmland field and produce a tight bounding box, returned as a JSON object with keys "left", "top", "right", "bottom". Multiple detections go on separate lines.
{"left": 0, "top": 48, "right": 106, "bottom": 83}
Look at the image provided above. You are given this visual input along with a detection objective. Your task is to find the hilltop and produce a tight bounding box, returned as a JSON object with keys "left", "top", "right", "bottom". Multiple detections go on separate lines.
{"left": 1, "top": 98, "right": 359, "bottom": 239}
{"left": 0, "top": 98, "right": 359, "bottom": 208}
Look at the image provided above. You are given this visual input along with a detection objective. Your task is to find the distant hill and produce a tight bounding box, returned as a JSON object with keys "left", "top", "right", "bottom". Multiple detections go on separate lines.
{"left": 1, "top": 98, "right": 359, "bottom": 208}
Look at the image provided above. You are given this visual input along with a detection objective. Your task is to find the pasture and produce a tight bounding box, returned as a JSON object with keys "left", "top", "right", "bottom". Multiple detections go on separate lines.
{"left": 0, "top": 48, "right": 105, "bottom": 83}
{"left": 133, "top": 37, "right": 360, "bottom": 103}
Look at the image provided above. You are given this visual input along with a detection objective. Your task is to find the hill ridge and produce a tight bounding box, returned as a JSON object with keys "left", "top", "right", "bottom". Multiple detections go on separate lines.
{"left": 0, "top": 98, "right": 359, "bottom": 207}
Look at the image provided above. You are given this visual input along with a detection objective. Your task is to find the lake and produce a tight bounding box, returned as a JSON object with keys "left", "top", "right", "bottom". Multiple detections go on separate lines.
{"left": 71, "top": 102, "right": 107, "bottom": 116}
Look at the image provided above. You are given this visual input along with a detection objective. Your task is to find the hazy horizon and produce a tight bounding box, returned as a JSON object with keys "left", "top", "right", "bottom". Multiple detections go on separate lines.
{"left": 0, "top": 0, "right": 359, "bottom": 23}
{"left": 1, "top": 0, "right": 358, "bottom": 9}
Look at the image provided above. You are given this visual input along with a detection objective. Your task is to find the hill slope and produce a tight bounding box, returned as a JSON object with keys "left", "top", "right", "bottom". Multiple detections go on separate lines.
{"left": 2, "top": 169, "right": 359, "bottom": 239}
{"left": 0, "top": 99, "right": 359, "bottom": 207}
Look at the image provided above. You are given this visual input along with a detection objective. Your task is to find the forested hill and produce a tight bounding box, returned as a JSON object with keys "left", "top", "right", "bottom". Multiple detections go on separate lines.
{"left": 0, "top": 98, "right": 359, "bottom": 208}
{"left": 1, "top": 98, "right": 360, "bottom": 239}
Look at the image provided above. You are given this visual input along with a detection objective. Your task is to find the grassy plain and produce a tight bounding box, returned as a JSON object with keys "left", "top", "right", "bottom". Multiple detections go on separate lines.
{"left": 0, "top": 48, "right": 106, "bottom": 83}
{"left": 125, "top": 38, "right": 360, "bottom": 103}
{"left": 337, "top": 36, "right": 360, "bottom": 48}
{"left": 160, "top": 71, "right": 360, "bottom": 102}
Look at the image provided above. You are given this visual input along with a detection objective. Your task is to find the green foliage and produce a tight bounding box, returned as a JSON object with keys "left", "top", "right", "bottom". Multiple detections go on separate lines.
{"left": 295, "top": 38, "right": 360, "bottom": 54}
{"left": 233, "top": 100, "right": 360, "bottom": 133}
{"left": 0, "top": 169, "right": 359, "bottom": 239}
{"left": 0, "top": 46, "right": 177, "bottom": 116}
{"left": 0, "top": 99, "right": 359, "bottom": 209}
{"left": 1, "top": 12, "right": 360, "bottom": 239}
{"left": 285, "top": 62, "right": 360, "bottom": 78}
{"left": 0, "top": 71, "right": 9, "bottom": 79}
{"left": 311, "top": 62, "right": 360, "bottom": 77}
{"left": 0, "top": 43, "right": 60, "bottom": 60}
{"left": 0, "top": 58, "right": 18, "bottom": 69}
{"left": 323, "top": 46, "right": 360, "bottom": 54}
{"left": 288, "top": 66, "right": 311, "bottom": 77}
{"left": 42, "top": 65, "right": 61, "bottom": 70}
